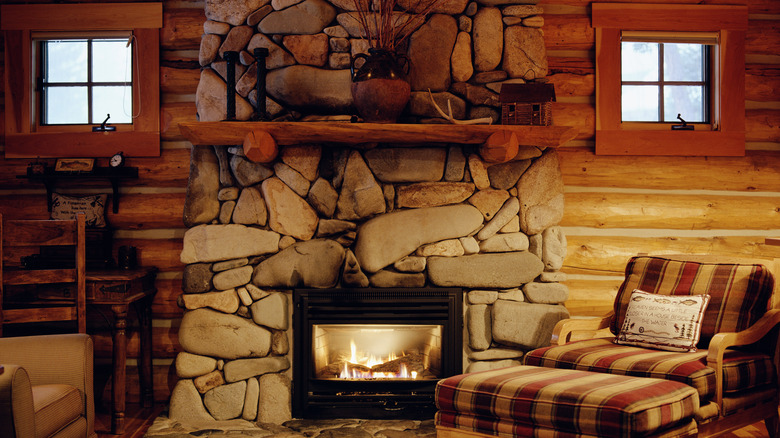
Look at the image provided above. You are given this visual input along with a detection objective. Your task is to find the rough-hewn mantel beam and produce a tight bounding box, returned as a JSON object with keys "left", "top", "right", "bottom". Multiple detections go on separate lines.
{"left": 179, "top": 121, "right": 578, "bottom": 163}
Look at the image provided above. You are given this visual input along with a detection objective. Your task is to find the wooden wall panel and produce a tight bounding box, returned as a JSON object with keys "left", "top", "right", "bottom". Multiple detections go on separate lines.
{"left": 564, "top": 235, "right": 780, "bottom": 276}
{"left": 559, "top": 148, "right": 780, "bottom": 191}
{"left": 0, "top": 0, "right": 196, "bottom": 405}
{"left": 543, "top": 14, "right": 594, "bottom": 50}
{"left": 160, "top": 8, "right": 204, "bottom": 51}
{"left": 563, "top": 192, "right": 780, "bottom": 230}
{"left": 1, "top": 0, "right": 778, "bottom": 405}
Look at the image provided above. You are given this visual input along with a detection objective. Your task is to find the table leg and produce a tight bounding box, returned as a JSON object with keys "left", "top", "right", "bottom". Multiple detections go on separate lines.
{"left": 111, "top": 304, "right": 128, "bottom": 435}
{"left": 134, "top": 295, "right": 154, "bottom": 408}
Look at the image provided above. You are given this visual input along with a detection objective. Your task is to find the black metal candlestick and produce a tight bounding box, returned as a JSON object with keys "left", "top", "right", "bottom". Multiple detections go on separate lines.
{"left": 224, "top": 51, "right": 239, "bottom": 121}
{"left": 253, "top": 48, "right": 270, "bottom": 121}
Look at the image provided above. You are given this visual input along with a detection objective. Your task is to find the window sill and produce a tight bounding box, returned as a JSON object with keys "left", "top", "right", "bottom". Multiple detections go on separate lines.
{"left": 595, "top": 129, "right": 744, "bottom": 156}
{"left": 4, "top": 131, "right": 159, "bottom": 159}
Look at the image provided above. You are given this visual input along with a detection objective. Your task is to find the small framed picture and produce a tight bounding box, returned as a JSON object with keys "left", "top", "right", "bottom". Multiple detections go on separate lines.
{"left": 55, "top": 158, "right": 95, "bottom": 173}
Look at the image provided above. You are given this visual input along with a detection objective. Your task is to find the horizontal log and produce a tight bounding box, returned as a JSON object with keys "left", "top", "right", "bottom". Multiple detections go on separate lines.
{"left": 152, "top": 277, "right": 185, "bottom": 319}
{"left": 563, "top": 191, "right": 780, "bottom": 230}
{"left": 107, "top": 193, "right": 186, "bottom": 230}
{"left": 112, "top": 238, "right": 185, "bottom": 273}
{"left": 91, "top": 325, "right": 180, "bottom": 359}
{"left": 559, "top": 147, "right": 780, "bottom": 192}
{"left": 0, "top": 148, "right": 190, "bottom": 189}
{"left": 745, "top": 108, "right": 780, "bottom": 143}
{"left": 746, "top": 65, "right": 780, "bottom": 102}
{"left": 540, "top": 0, "right": 746, "bottom": 5}
{"left": 162, "top": 101, "right": 198, "bottom": 141}
{"left": 563, "top": 235, "right": 780, "bottom": 276}
{"left": 543, "top": 14, "right": 594, "bottom": 51}
{"left": 547, "top": 73, "right": 595, "bottom": 98}
{"left": 161, "top": 65, "right": 200, "bottom": 95}
{"left": 95, "top": 363, "right": 176, "bottom": 403}
{"left": 547, "top": 56, "right": 594, "bottom": 76}
{"left": 551, "top": 102, "right": 595, "bottom": 140}
{"left": 134, "top": 148, "right": 191, "bottom": 188}
{"left": 563, "top": 278, "right": 622, "bottom": 317}
{"left": 160, "top": 8, "right": 204, "bottom": 51}
{"left": 746, "top": 0, "right": 780, "bottom": 14}
{"left": 745, "top": 20, "right": 780, "bottom": 57}
{"left": 179, "top": 121, "right": 580, "bottom": 148}
{"left": 0, "top": 193, "right": 185, "bottom": 229}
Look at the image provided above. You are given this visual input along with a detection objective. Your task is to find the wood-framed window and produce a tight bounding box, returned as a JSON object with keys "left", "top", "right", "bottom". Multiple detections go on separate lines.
{"left": 592, "top": 3, "right": 747, "bottom": 156}
{"left": 1, "top": 3, "right": 162, "bottom": 158}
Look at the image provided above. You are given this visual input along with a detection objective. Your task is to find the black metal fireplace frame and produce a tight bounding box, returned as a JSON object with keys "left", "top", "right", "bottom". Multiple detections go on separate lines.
{"left": 292, "top": 287, "right": 463, "bottom": 419}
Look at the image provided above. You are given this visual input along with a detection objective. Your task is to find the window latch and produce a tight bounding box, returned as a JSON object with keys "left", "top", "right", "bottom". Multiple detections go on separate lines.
{"left": 671, "top": 114, "right": 694, "bottom": 131}
{"left": 92, "top": 114, "right": 116, "bottom": 132}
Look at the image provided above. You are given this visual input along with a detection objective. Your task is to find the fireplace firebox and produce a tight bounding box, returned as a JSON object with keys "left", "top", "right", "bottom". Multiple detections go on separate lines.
{"left": 293, "top": 288, "right": 463, "bottom": 419}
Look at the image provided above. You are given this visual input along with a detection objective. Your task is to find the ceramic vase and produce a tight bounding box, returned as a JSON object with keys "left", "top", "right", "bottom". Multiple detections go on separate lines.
{"left": 350, "top": 48, "right": 411, "bottom": 123}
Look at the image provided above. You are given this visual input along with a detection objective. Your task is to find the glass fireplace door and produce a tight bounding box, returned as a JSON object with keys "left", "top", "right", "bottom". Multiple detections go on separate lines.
{"left": 313, "top": 324, "right": 442, "bottom": 380}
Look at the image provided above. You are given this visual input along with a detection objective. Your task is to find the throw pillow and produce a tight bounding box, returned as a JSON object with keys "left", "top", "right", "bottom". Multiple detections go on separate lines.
{"left": 51, "top": 193, "right": 108, "bottom": 228}
{"left": 615, "top": 289, "right": 710, "bottom": 352}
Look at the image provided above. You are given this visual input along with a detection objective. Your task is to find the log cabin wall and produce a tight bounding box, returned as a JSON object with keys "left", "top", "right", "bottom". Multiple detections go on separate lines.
{"left": 0, "top": 0, "right": 778, "bottom": 404}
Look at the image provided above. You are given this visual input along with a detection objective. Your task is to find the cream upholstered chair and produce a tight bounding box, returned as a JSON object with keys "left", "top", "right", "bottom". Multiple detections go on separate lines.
{"left": 0, "top": 333, "right": 96, "bottom": 438}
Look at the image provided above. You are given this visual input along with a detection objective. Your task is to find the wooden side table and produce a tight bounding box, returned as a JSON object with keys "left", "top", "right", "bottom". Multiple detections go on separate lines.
{"left": 86, "top": 267, "right": 157, "bottom": 435}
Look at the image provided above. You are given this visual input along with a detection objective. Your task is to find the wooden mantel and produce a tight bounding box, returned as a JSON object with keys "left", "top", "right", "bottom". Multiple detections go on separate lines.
{"left": 179, "top": 121, "right": 578, "bottom": 163}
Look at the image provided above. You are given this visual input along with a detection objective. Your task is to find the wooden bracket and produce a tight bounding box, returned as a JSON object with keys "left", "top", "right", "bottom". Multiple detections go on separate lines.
{"left": 480, "top": 131, "right": 519, "bottom": 163}
{"left": 243, "top": 129, "right": 278, "bottom": 163}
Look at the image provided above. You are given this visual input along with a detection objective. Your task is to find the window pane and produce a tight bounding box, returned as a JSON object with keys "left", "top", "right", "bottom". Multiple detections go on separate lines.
{"left": 45, "top": 40, "right": 87, "bottom": 83}
{"left": 622, "top": 42, "right": 659, "bottom": 82}
{"left": 664, "top": 86, "right": 704, "bottom": 122}
{"left": 664, "top": 44, "right": 704, "bottom": 82}
{"left": 92, "top": 86, "right": 133, "bottom": 124}
{"left": 92, "top": 39, "right": 132, "bottom": 83}
{"left": 622, "top": 85, "right": 659, "bottom": 121}
{"left": 46, "top": 87, "right": 88, "bottom": 124}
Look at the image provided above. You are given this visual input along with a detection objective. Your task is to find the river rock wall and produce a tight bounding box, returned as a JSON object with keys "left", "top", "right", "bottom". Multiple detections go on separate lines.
{"left": 195, "top": 0, "right": 548, "bottom": 122}
{"left": 172, "top": 143, "right": 569, "bottom": 423}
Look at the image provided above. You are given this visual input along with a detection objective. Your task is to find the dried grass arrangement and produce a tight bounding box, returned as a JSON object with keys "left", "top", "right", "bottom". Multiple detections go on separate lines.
{"left": 349, "top": 0, "right": 443, "bottom": 52}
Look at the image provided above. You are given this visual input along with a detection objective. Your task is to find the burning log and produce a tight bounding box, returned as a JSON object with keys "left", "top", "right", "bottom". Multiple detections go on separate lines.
{"left": 370, "top": 353, "right": 425, "bottom": 374}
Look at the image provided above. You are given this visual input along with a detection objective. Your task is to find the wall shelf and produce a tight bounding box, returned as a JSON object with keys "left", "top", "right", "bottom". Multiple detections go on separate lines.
{"left": 18, "top": 167, "right": 139, "bottom": 213}
{"left": 178, "top": 121, "right": 579, "bottom": 148}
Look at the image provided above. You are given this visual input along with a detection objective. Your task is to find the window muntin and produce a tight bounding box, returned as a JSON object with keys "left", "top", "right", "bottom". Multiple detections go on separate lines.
{"left": 621, "top": 39, "right": 710, "bottom": 123}
{"left": 38, "top": 35, "right": 133, "bottom": 126}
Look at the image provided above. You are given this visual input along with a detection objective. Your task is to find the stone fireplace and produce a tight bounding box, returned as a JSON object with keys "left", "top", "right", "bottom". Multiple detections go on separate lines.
{"left": 169, "top": 0, "right": 571, "bottom": 425}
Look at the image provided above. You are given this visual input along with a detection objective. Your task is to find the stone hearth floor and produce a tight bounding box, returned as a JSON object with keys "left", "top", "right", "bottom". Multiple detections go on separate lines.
{"left": 144, "top": 413, "right": 437, "bottom": 437}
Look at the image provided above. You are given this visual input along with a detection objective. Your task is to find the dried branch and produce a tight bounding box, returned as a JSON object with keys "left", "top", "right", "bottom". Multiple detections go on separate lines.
{"left": 350, "top": 0, "right": 442, "bottom": 52}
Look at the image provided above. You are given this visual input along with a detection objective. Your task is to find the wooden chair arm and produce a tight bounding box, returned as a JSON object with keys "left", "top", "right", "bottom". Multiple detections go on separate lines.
{"left": 550, "top": 311, "right": 614, "bottom": 346}
{"left": 706, "top": 309, "right": 780, "bottom": 409}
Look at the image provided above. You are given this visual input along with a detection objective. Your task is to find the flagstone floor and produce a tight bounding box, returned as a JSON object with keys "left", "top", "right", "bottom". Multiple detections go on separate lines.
{"left": 143, "top": 414, "right": 437, "bottom": 437}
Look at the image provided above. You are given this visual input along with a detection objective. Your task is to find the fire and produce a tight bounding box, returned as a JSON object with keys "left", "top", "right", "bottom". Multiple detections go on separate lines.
{"left": 338, "top": 340, "right": 419, "bottom": 379}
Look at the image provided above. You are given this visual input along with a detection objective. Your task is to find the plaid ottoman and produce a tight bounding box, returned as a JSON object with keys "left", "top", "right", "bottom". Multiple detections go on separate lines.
{"left": 436, "top": 365, "right": 699, "bottom": 437}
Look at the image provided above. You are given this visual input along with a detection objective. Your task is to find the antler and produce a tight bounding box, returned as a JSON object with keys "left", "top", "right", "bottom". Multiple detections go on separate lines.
{"left": 427, "top": 89, "right": 493, "bottom": 125}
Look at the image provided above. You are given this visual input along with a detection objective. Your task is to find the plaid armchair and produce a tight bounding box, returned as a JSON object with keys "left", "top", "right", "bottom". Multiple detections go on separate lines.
{"left": 525, "top": 255, "right": 780, "bottom": 437}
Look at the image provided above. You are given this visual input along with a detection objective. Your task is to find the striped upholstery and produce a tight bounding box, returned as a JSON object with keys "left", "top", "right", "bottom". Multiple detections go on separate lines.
{"left": 435, "top": 413, "right": 699, "bottom": 438}
{"left": 435, "top": 365, "right": 699, "bottom": 438}
{"left": 611, "top": 257, "right": 774, "bottom": 343}
{"left": 525, "top": 338, "right": 776, "bottom": 402}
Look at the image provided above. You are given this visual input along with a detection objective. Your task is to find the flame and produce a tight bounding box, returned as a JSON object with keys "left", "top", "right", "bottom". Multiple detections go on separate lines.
{"left": 337, "top": 339, "right": 418, "bottom": 380}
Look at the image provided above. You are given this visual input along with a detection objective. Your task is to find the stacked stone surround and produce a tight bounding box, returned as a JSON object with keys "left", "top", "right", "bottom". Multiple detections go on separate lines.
{"left": 196, "top": 0, "right": 548, "bottom": 122}
{"left": 172, "top": 0, "right": 567, "bottom": 426}
{"left": 172, "top": 143, "right": 570, "bottom": 424}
